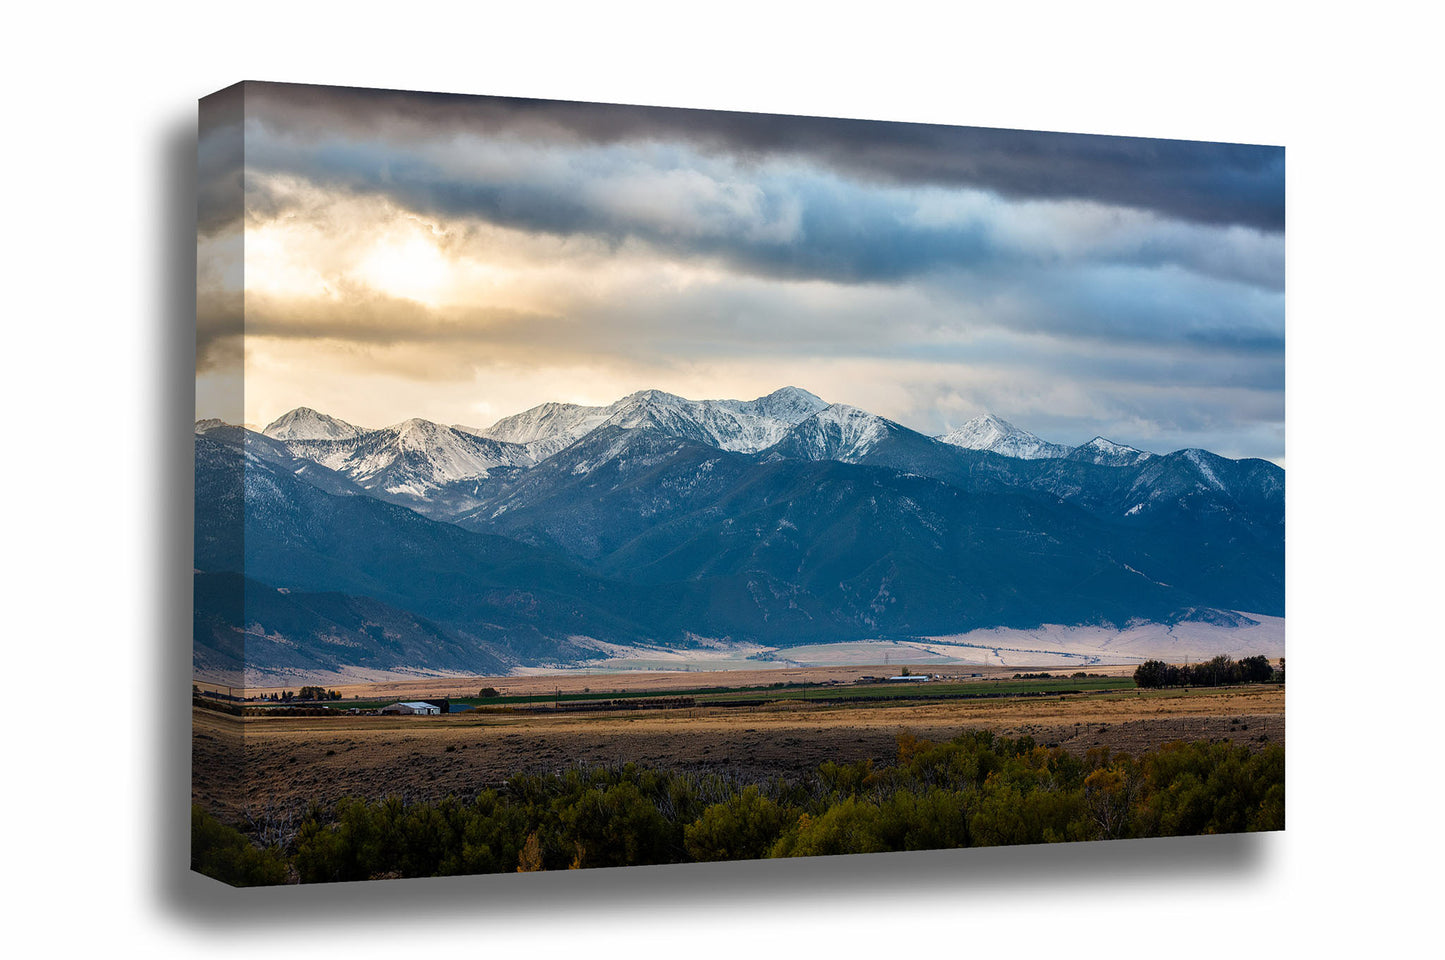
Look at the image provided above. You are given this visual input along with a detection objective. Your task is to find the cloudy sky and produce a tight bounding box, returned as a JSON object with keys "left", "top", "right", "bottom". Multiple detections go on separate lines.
{"left": 197, "top": 82, "right": 1284, "bottom": 462}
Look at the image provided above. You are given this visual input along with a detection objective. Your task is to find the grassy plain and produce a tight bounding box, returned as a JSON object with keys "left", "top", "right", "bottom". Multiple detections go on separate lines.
{"left": 206, "top": 662, "right": 1141, "bottom": 702}
{"left": 192, "top": 666, "right": 1283, "bottom": 823}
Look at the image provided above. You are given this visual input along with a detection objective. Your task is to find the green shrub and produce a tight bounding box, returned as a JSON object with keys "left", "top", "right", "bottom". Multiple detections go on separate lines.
{"left": 191, "top": 805, "right": 288, "bottom": 886}
{"left": 202, "top": 732, "right": 1285, "bottom": 882}
{"left": 685, "top": 787, "right": 789, "bottom": 861}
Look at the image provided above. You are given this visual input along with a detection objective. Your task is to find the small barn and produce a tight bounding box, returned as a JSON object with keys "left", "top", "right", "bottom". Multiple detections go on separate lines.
{"left": 380, "top": 701, "right": 441, "bottom": 715}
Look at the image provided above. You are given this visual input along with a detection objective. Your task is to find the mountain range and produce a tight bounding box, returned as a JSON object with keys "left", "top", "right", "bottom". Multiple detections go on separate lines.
{"left": 195, "top": 387, "right": 1284, "bottom": 678}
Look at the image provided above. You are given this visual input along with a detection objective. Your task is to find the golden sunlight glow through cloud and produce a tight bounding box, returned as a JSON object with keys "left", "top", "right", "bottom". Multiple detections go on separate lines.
{"left": 354, "top": 228, "right": 453, "bottom": 306}
{"left": 242, "top": 191, "right": 665, "bottom": 319}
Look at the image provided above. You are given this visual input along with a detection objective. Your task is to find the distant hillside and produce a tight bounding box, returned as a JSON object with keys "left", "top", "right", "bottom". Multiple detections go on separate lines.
{"left": 198, "top": 388, "right": 1283, "bottom": 674}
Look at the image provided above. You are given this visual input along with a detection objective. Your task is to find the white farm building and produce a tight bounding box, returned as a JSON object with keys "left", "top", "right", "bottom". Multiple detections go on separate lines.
{"left": 380, "top": 701, "right": 441, "bottom": 715}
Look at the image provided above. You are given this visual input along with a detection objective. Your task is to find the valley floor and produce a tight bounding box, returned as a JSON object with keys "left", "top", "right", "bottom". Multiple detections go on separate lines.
{"left": 196, "top": 614, "right": 1285, "bottom": 691}
{"left": 192, "top": 679, "right": 1283, "bottom": 823}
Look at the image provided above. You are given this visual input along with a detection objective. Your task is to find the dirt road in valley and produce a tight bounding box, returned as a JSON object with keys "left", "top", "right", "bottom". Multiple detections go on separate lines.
{"left": 193, "top": 685, "right": 1283, "bottom": 821}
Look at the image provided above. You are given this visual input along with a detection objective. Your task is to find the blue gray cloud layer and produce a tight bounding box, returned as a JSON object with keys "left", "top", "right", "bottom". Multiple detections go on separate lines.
{"left": 232, "top": 83, "right": 1285, "bottom": 230}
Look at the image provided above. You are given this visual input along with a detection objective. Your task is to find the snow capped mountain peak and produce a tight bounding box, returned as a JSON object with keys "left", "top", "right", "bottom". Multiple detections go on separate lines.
{"left": 941, "top": 414, "right": 1014, "bottom": 445}
{"left": 475, "top": 386, "right": 833, "bottom": 457}
{"left": 263, "top": 407, "right": 365, "bottom": 442}
{"left": 619, "top": 388, "right": 688, "bottom": 407}
{"left": 735, "top": 385, "right": 829, "bottom": 422}
{"left": 475, "top": 401, "right": 612, "bottom": 454}
{"left": 1080, "top": 437, "right": 1135, "bottom": 454}
{"left": 772, "top": 403, "right": 894, "bottom": 462}
{"left": 937, "top": 414, "right": 1070, "bottom": 460}
{"left": 255, "top": 391, "right": 1204, "bottom": 502}
{"left": 767, "top": 386, "right": 819, "bottom": 401}
{"left": 265, "top": 413, "right": 536, "bottom": 507}
{"left": 601, "top": 392, "right": 706, "bottom": 435}
{"left": 390, "top": 416, "right": 449, "bottom": 440}
{"left": 1069, "top": 436, "right": 1155, "bottom": 467}
{"left": 814, "top": 402, "right": 873, "bottom": 421}
{"left": 604, "top": 389, "right": 701, "bottom": 425}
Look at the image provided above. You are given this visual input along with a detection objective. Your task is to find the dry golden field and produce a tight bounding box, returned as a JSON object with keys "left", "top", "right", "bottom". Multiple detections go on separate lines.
{"left": 192, "top": 669, "right": 1283, "bottom": 822}
{"left": 204, "top": 662, "right": 1141, "bottom": 702}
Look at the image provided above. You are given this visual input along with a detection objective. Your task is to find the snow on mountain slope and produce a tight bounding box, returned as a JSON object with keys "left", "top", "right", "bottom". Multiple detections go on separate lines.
{"left": 937, "top": 414, "right": 1071, "bottom": 460}
{"left": 279, "top": 418, "right": 536, "bottom": 497}
{"left": 470, "top": 386, "right": 829, "bottom": 459}
{"left": 599, "top": 389, "right": 789, "bottom": 452}
{"left": 464, "top": 401, "right": 615, "bottom": 457}
{"left": 769, "top": 403, "right": 896, "bottom": 462}
{"left": 718, "top": 386, "right": 830, "bottom": 424}
{"left": 1068, "top": 436, "right": 1156, "bottom": 467}
{"left": 1181, "top": 448, "right": 1225, "bottom": 491}
{"left": 262, "top": 406, "right": 366, "bottom": 441}
{"left": 1116, "top": 447, "right": 1284, "bottom": 520}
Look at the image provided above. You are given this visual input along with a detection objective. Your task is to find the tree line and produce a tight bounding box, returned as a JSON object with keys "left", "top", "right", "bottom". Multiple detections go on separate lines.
{"left": 193, "top": 731, "right": 1284, "bottom": 886}
{"left": 1133, "top": 655, "right": 1282, "bottom": 689}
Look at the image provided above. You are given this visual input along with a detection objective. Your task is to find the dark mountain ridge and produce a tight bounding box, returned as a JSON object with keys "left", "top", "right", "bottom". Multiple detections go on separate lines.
{"left": 196, "top": 390, "right": 1283, "bottom": 674}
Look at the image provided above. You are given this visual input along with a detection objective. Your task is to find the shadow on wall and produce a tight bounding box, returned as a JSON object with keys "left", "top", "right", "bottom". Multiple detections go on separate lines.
{"left": 151, "top": 108, "right": 200, "bottom": 918}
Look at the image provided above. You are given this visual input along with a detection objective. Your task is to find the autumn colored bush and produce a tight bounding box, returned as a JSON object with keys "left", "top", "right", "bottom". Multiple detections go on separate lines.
{"left": 193, "top": 734, "right": 1284, "bottom": 886}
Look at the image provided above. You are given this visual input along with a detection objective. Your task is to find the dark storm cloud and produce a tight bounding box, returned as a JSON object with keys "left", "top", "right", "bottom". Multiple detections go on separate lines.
{"left": 196, "top": 289, "right": 243, "bottom": 370}
{"left": 920, "top": 335, "right": 1286, "bottom": 394}
{"left": 243, "top": 132, "right": 1282, "bottom": 294}
{"left": 614, "top": 264, "right": 1282, "bottom": 362}
{"left": 925, "top": 260, "right": 1284, "bottom": 354}
{"left": 243, "top": 82, "right": 1284, "bottom": 232}
{"left": 196, "top": 84, "right": 244, "bottom": 374}
{"left": 245, "top": 144, "right": 998, "bottom": 285}
{"left": 198, "top": 84, "right": 244, "bottom": 237}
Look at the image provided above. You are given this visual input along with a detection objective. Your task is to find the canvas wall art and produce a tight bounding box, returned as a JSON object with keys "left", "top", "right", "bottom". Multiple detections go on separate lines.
{"left": 192, "top": 81, "right": 1284, "bottom": 886}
